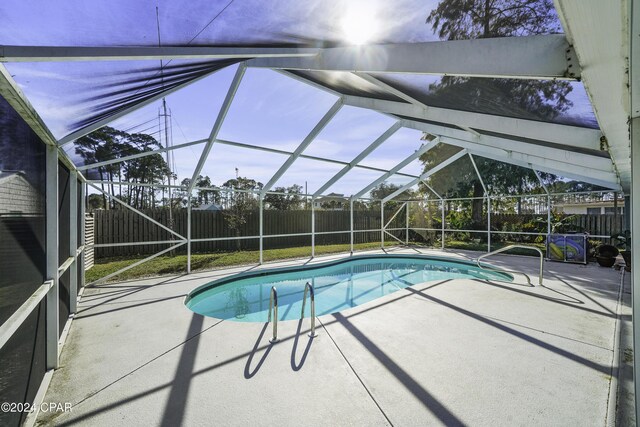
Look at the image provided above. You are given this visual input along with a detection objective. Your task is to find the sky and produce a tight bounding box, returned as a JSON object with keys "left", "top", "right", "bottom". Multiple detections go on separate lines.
{"left": 0, "top": 0, "right": 598, "bottom": 197}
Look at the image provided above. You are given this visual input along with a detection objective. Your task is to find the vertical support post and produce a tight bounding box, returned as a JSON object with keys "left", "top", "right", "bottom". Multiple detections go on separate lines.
{"left": 533, "top": 168, "right": 551, "bottom": 239}
{"left": 311, "top": 200, "right": 315, "bottom": 258}
{"left": 69, "top": 171, "right": 78, "bottom": 314}
{"left": 614, "top": 191, "right": 619, "bottom": 230}
{"left": 350, "top": 199, "right": 354, "bottom": 254}
{"left": 79, "top": 181, "right": 86, "bottom": 290}
{"left": 631, "top": 3, "right": 640, "bottom": 416}
{"left": 487, "top": 196, "right": 491, "bottom": 252}
{"left": 259, "top": 196, "right": 264, "bottom": 264}
{"left": 405, "top": 201, "right": 410, "bottom": 245}
{"left": 547, "top": 195, "right": 552, "bottom": 236}
{"left": 186, "top": 198, "right": 192, "bottom": 273}
{"left": 624, "top": 195, "right": 631, "bottom": 231}
{"left": 45, "top": 145, "right": 59, "bottom": 369}
{"left": 381, "top": 201, "right": 385, "bottom": 249}
{"left": 441, "top": 199, "right": 445, "bottom": 250}
{"left": 631, "top": 117, "right": 640, "bottom": 418}
{"left": 469, "top": 152, "right": 489, "bottom": 252}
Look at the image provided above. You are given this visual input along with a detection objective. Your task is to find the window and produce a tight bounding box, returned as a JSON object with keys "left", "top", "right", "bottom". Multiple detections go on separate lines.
{"left": 586, "top": 207, "right": 601, "bottom": 215}
{"left": 604, "top": 207, "right": 623, "bottom": 215}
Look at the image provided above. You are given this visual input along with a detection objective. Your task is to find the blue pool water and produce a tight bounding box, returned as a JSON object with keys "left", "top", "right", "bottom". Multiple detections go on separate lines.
{"left": 185, "top": 255, "right": 512, "bottom": 322}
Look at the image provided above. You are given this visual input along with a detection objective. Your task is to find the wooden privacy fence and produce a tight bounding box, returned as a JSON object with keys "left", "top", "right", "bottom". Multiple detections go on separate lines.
{"left": 92, "top": 208, "right": 404, "bottom": 258}
{"left": 488, "top": 213, "right": 624, "bottom": 237}
{"left": 569, "top": 214, "right": 625, "bottom": 237}
{"left": 92, "top": 206, "right": 626, "bottom": 259}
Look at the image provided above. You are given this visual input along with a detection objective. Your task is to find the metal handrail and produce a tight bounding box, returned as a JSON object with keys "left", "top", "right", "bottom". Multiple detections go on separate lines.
{"left": 476, "top": 245, "right": 544, "bottom": 286}
{"left": 301, "top": 282, "right": 318, "bottom": 338}
{"left": 267, "top": 286, "right": 278, "bottom": 343}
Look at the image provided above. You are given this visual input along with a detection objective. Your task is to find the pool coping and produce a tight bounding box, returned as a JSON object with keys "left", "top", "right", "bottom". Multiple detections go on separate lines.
{"left": 184, "top": 253, "right": 514, "bottom": 318}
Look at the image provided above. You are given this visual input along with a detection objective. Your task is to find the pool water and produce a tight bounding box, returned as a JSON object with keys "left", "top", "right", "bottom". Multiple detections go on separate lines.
{"left": 185, "top": 255, "right": 512, "bottom": 322}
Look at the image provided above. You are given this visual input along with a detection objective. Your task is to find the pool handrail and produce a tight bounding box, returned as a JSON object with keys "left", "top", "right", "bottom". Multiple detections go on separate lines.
{"left": 301, "top": 282, "right": 318, "bottom": 338}
{"left": 476, "top": 245, "right": 544, "bottom": 286}
{"left": 267, "top": 286, "right": 278, "bottom": 342}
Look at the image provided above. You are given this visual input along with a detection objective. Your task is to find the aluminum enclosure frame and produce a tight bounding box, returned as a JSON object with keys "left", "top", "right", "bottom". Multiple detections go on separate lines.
{"left": 0, "top": 16, "right": 636, "bottom": 423}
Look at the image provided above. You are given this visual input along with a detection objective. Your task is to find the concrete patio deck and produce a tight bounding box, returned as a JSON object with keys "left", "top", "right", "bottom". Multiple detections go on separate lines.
{"left": 35, "top": 248, "right": 629, "bottom": 426}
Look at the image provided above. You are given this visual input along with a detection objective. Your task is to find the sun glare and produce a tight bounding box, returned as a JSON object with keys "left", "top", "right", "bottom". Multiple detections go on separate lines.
{"left": 341, "top": 6, "right": 377, "bottom": 45}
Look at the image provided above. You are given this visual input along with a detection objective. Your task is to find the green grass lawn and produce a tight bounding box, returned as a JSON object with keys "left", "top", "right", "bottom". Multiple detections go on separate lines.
{"left": 86, "top": 241, "right": 398, "bottom": 283}
{"left": 86, "top": 239, "right": 548, "bottom": 284}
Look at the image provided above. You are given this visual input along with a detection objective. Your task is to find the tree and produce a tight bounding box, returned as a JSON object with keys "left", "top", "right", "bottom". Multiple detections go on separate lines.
{"left": 87, "top": 194, "right": 105, "bottom": 211}
{"left": 195, "top": 175, "right": 220, "bottom": 206}
{"left": 427, "top": 0, "right": 561, "bottom": 40}
{"left": 121, "top": 133, "right": 171, "bottom": 209}
{"left": 421, "top": 0, "right": 568, "bottom": 224}
{"left": 425, "top": 1, "right": 572, "bottom": 122}
{"left": 75, "top": 127, "right": 125, "bottom": 209}
{"left": 264, "top": 184, "right": 304, "bottom": 210}
{"left": 371, "top": 182, "right": 414, "bottom": 211}
{"left": 421, "top": 146, "right": 550, "bottom": 225}
{"left": 176, "top": 178, "right": 194, "bottom": 207}
{"left": 175, "top": 175, "right": 219, "bottom": 207}
{"left": 75, "top": 127, "right": 173, "bottom": 210}
{"left": 221, "top": 177, "right": 263, "bottom": 250}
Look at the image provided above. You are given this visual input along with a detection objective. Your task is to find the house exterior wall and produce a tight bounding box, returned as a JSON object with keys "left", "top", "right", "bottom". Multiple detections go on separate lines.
{"left": 0, "top": 174, "right": 44, "bottom": 216}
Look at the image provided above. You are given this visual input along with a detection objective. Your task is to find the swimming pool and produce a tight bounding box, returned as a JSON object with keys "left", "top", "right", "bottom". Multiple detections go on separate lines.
{"left": 185, "top": 254, "right": 512, "bottom": 322}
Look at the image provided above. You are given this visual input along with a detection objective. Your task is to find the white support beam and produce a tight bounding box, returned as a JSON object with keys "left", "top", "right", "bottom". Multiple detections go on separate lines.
{"left": 555, "top": 0, "right": 631, "bottom": 190}
{"left": 77, "top": 138, "right": 208, "bottom": 171}
{"left": 188, "top": 64, "right": 246, "bottom": 195}
{"left": 405, "top": 201, "right": 410, "bottom": 245}
{"left": 216, "top": 137, "right": 419, "bottom": 179}
{"left": 401, "top": 118, "right": 616, "bottom": 175}
{"left": 248, "top": 35, "right": 580, "bottom": 80}
{"left": 0, "top": 64, "right": 58, "bottom": 146}
{"left": 342, "top": 95, "right": 602, "bottom": 151}
{"left": 79, "top": 181, "right": 86, "bottom": 290}
{"left": 0, "top": 65, "right": 97, "bottom": 175}
{"left": 88, "top": 183, "right": 185, "bottom": 240}
{"left": 90, "top": 242, "right": 186, "bottom": 285}
{"left": 313, "top": 121, "right": 402, "bottom": 197}
{"left": 187, "top": 200, "right": 192, "bottom": 273}
{"left": 261, "top": 98, "right": 343, "bottom": 195}
{"left": 0, "top": 45, "right": 320, "bottom": 62}
{"left": 353, "top": 72, "right": 483, "bottom": 140}
{"left": 532, "top": 168, "right": 550, "bottom": 195}
{"left": 380, "top": 201, "right": 385, "bottom": 249}
{"left": 468, "top": 153, "right": 488, "bottom": 195}
{"left": 384, "top": 202, "right": 408, "bottom": 229}
{"left": 382, "top": 150, "right": 468, "bottom": 203}
{"left": 421, "top": 180, "right": 443, "bottom": 200}
{"left": 311, "top": 202, "right": 316, "bottom": 257}
{"left": 631, "top": 116, "right": 640, "bottom": 426}
{"left": 0, "top": 281, "right": 53, "bottom": 351}
{"left": 186, "top": 64, "right": 245, "bottom": 271}
{"left": 69, "top": 171, "right": 78, "bottom": 314}
{"left": 351, "top": 138, "right": 440, "bottom": 200}
{"left": 349, "top": 199, "right": 354, "bottom": 254}
{"left": 276, "top": 70, "right": 343, "bottom": 97}
{"left": 402, "top": 113, "right": 610, "bottom": 171}
{"left": 45, "top": 145, "right": 59, "bottom": 369}
{"left": 440, "top": 136, "right": 620, "bottom": 189}
{"left": 628, "top": 0, "right": 640, "bottom": 418}
{"left": 353, "top": 72, "right": 428, "bottom": 106}
{"left": 532, "top": 168, "right": 552, "bottom": 236}
{"left": 88, "top": 181, "right": 186, "bottom": 190}
{"left": 259, "top": 196, "right": 264, "bottom": 264}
